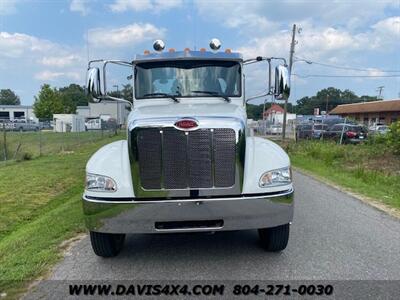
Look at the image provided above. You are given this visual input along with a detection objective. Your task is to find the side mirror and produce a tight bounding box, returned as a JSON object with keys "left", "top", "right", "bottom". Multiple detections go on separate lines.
{"left": 274, "top": 65, "right": 290, "bottom": 100}
{"left": 86, "top": 67, "right": 103, "bottom": 102}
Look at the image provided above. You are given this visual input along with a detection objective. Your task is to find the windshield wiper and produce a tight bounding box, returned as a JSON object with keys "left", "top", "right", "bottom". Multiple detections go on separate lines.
{"left": 143, "top": 93, "right": 180, "bottom": 103}
{"left": 190, "top": 90, "right": 231, "bottom": 102}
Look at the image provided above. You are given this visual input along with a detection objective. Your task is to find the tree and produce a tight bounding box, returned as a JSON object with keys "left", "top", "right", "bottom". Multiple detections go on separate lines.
{"left": 58, "top": 84, "right": 90, "bottom": 106}
{"left": 294, "top": 87, "right": 378, "bottom": 115}
{"left": 33, "top": 84, "right": 64, "bottom": 120}
{"left": 0, "top": 89, "right": 20, "bottom": 105}
{"left": 108, "top": 84, "right": 133, "bottom": 102}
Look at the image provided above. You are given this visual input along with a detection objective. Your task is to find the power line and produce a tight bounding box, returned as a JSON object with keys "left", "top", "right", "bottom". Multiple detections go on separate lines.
{"left": 292, "top": 73, "right": 400, "bottom": 78}
{"left": 294, "top": 56, "right": 400, "bottom": 73}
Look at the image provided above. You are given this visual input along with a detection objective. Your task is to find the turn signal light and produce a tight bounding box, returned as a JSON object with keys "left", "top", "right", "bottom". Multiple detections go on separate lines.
{"left": 143, "top": 50, "right": 150, "bottom": 55}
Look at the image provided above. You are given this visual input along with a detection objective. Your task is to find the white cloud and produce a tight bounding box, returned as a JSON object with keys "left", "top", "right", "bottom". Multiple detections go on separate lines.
{"left": 237, "top": 15, "right": 400, "bottom": 61}
{"left": 0, "top": 32, "right": 57, "bottom": 58}
{"left": 0, "top": 0, "right": 18, "bottom": 15}
{"left": 88, "top": 23, "right": 165, "bottom": 48}
{"left": 70, "top": 0, "right": 90, "bottom": 16}
{"left": 195, "top": 0, "right": 398, "bottom": 35}
{"left": 0, "top": 30, "right": 85, "bottom": 88}
{"left": 34, "top": 70, "right": 82, "bottom": 81}
{"left": 110, "top": 0, "right": 182, "bottom": 13}
{"left": 39, "top": 54, "right": 83, "bottom": 68}
{"left": 195, "top": 0, "right": 279, "bottom": 33}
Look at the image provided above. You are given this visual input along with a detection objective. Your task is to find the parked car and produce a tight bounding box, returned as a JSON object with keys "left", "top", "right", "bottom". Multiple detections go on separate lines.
{"left": 296, "top": 123, "right": 313, "bottom": 139}
{"left": 266, "top": 124, "right": 283, "bottom": 135}
{"left": 324, "top": 123, "right": 367, "bottom": 143}
{"left": 296, "top": 123, "right": 328, "bottom": 140}
{"left": 311, "top": 124, "right": 329, "bottom": 139}
{"left": 12, "top": 119, "right": 40, "bottom": 132}
{"left": 39, "top": 120, "right": 53, "bottom": 130}
{"left": 0, "top": 119, "right": 39, "bottom": 131}
{"left": 369, "top": 125, "right": 389, "bottom": 135}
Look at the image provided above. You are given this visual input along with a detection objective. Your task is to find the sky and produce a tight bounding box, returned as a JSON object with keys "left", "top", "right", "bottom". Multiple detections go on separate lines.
{"left": 0, "top": 0, "right": 399, "bottom": 105}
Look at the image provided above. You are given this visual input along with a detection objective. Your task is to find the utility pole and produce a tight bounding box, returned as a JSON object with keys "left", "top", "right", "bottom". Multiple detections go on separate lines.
{"left": 376, "top": 86, "right": 384, "bottom": 100}
{"left": 282, "top": 24, "right": 297, "bottom": 140}
{"left": 325, "top": 95, "right": 329, "bottom": 114}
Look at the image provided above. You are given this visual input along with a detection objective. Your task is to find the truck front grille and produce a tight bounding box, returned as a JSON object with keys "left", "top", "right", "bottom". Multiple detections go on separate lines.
{"left": 136, "top": 128, "right": 236, "bottom": 190}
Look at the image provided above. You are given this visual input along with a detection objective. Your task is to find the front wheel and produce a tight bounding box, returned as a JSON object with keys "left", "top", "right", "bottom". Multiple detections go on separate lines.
{"left": 258, "top": 223, "right": 290, "bottom": 252}
{"left": 89, "top": 231, "right": 125, "bottom": 257}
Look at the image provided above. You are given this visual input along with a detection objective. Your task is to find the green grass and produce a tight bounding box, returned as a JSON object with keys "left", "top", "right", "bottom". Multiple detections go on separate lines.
{"left": 0, "top": 130, "right": 114, "bottom": 162}
{"left": 287, "top": 140, "right": 400, "bottom": 210}
{"left": 0, "top": 133, "right": 124, "bottom": 298}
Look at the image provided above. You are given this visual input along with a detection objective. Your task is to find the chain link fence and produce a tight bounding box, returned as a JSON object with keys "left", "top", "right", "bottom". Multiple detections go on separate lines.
{"left": 0, "top": 119, "right": 120, "bottom": 163}
{"left": 252, "top": 119, "right": 297, "bottom": 141}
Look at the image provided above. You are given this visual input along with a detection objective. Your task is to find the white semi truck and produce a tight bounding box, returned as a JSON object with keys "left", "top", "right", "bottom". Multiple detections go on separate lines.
{"left": 83, "top": 39, "right": 293, "bottom": 257}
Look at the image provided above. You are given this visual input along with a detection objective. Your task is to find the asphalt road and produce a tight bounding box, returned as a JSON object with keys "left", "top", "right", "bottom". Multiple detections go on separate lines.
{"left": 27, "top": 171, "right": 400, "bottom": 298}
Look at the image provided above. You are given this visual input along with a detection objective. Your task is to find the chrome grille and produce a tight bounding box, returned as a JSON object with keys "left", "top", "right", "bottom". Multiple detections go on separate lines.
{"left": 188, "top": 129, "right": 213, "bottom": 188}
{"left": 214, "top": 129, "right": 236, "bottom": 187}
{"left": 136, "top": 127, "right": 236, "bottom": 190}
{"left": 137, "top": 129, "right": 162, "bottom": 189}
{"left": 162, "top": 128, "right": 187, "bottom": 189}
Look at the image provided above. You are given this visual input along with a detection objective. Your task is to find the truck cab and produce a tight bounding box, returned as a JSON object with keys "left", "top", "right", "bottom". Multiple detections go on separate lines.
{"left": 83, "top": 39, "right": 294, "bottom": 257}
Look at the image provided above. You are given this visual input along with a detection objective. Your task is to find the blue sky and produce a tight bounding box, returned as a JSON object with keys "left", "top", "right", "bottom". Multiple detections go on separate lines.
{"left": 0, "top": 0, "right": 399, "bottom": 105}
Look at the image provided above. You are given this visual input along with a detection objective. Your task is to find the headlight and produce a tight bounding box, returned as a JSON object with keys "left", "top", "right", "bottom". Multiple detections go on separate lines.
{"left": 259, "top": 167, "right": 291, "bottom": 187}
{"left": 86, "top": 173, "right": 117, "bottom": 192}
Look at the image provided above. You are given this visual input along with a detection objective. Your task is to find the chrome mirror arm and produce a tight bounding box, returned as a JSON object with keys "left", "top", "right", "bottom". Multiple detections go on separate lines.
{"left": 87, "top": 59, "right": 133, "bottom": 106}
{"left": 245, "top": 91, "right": 273, "bottom": 103}
{"left": 104, "top": 95, "right": 133, "bottom": 108}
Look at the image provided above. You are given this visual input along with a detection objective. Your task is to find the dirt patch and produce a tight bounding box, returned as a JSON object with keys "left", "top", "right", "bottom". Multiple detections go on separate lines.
{"left": 362, "top": 152, "right": 400, "bottom": 176}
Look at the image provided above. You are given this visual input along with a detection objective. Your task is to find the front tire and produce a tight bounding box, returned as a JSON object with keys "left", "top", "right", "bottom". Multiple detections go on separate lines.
{"left": 258, "top": 223, "right": 290, "bottom": 252}
{"left": 89, "top": 231, "right": 125, "bottom": 257}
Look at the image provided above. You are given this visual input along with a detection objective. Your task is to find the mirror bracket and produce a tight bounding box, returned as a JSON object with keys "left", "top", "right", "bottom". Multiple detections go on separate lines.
{"left": 86, "top": 59, "right": 133, "bottom": 106}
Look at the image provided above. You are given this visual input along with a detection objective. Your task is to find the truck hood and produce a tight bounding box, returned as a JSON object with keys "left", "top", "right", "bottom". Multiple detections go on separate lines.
{"left": 128, "top": 103, "right": 246, "bottom": 125}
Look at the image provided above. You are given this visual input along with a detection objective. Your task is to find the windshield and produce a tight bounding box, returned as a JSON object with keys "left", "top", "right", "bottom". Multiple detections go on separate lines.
{"left": 135, "top": 60, "right": 241, "bottom": 99}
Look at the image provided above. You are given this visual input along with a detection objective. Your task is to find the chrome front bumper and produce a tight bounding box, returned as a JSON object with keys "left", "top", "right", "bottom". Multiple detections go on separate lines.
{"left": 82, "top": 189, "right": 294, "bottom": 234}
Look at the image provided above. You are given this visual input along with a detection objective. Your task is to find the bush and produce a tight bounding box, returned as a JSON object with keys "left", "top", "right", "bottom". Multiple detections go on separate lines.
{"left": 387, "top": 121, "right": 400, "bottom": 155}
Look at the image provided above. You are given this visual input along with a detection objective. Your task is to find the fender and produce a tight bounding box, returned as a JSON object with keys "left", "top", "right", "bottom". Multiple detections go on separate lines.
{"left": 85, "top": 140, "right": 135, "bottom": 198}
{"left": 242, "top": 137, "right": 292, "bottom": 194}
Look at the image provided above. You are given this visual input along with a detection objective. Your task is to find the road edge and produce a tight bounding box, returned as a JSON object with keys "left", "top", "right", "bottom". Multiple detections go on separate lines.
{"left": 293, "top": 166, "right": 400, "bottom": 220}
{"left": 21, "top": 233, "right": 87, "bottom": 299}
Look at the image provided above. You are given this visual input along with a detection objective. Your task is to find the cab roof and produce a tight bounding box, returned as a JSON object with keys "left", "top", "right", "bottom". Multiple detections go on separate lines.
{"left": 133, "top": 50, "right": 243, "bottom": 63}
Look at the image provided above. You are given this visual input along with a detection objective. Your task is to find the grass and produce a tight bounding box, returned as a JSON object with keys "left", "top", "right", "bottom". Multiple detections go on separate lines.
{"left": 0, "top": 133, "right": 124, "bottom": 298}
{"left": 0, "top": 130, "right": 113, "bottom": 162}
{"left": 286, "top": 140, "right": 400, "bottom": 210}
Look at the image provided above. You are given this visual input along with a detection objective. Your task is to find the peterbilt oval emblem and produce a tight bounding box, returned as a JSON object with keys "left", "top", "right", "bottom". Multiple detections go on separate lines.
{"left": 174, "top": 118, "right": 198, "bottom": 130}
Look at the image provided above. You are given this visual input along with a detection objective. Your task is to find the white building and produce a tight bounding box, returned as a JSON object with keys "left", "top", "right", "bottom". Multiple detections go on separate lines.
{"left": 263, "top": 104, "right": 296, "bottom": 125}
{"left": 53, "top": 114, "right": 86, "bottom": 132}
{"left": 87, "top": 101, "right": 130, "bottom": 126}
{"left": 0, "top": 105, "right": 38, "bottom": 122}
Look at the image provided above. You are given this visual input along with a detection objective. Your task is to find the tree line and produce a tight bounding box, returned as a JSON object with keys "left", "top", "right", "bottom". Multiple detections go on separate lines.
{"left": 248, "top": 87, "right": 379, "bottom": 120}
{"left": 1, "top": 86, "right": 379, "bottom": 121}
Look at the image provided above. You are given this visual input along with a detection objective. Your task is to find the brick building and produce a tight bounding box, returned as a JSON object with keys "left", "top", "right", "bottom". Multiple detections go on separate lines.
{"left": 330, "top": 99, "right": 400, "bottom": 126}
